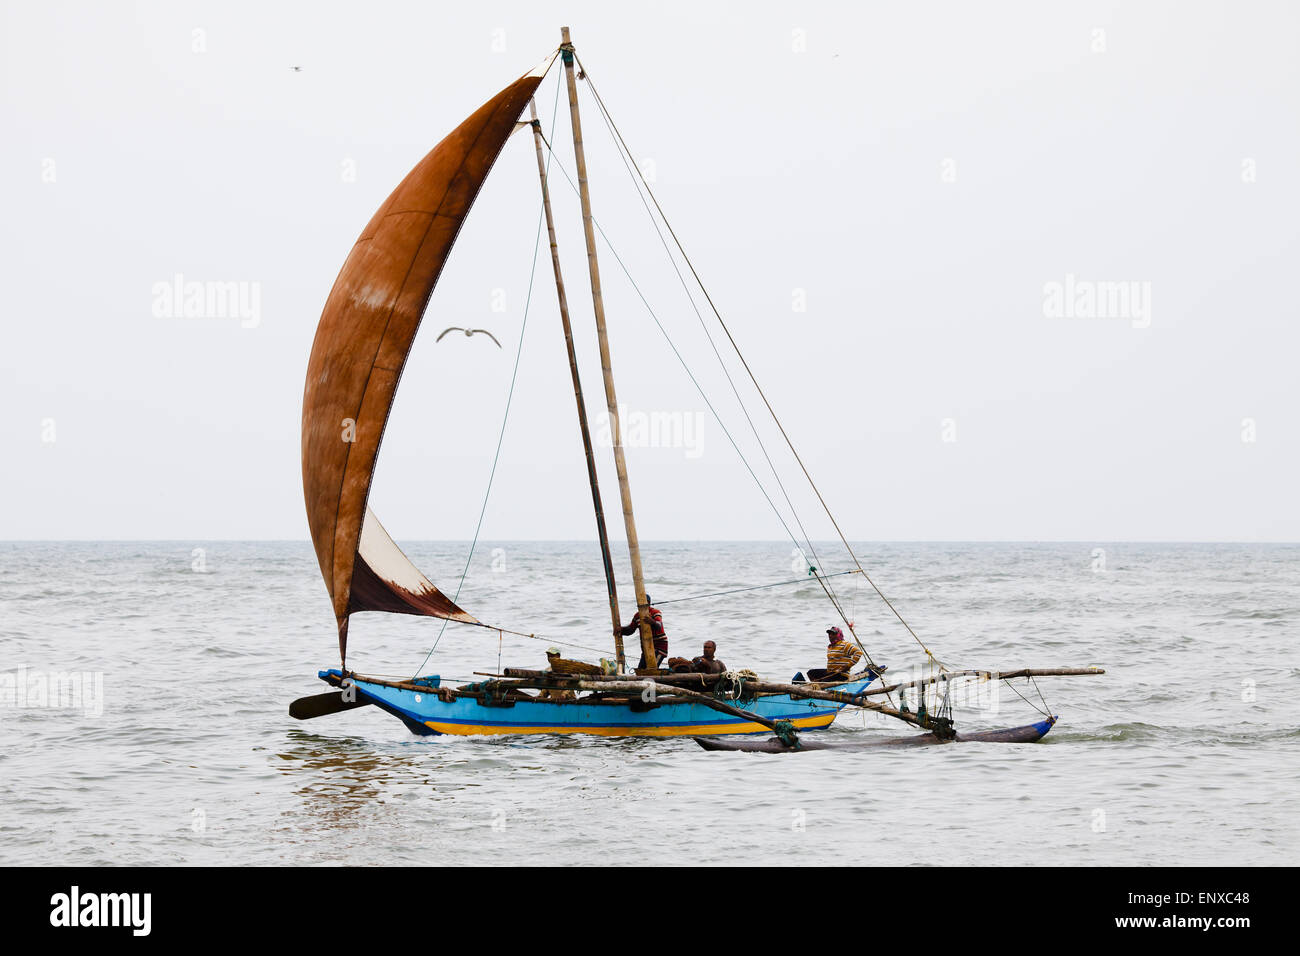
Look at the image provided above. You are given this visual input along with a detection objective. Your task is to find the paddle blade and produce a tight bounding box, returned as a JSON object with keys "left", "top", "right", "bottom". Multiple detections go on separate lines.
{"left": 289, "top": 691, "right": 372, "bottom": 720}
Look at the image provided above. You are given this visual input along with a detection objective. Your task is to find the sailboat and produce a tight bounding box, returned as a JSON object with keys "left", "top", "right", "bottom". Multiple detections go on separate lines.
{"left": 290, "top": 28, "right": 1103, "bottom": 751}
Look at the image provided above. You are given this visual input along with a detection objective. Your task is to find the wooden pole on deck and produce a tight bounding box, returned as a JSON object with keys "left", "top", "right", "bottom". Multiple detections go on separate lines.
{"left": 527, "top": 96, "right": 627, "bottom": 674}
{"left": 569, "top": 679, "right": 785, "bottom": 732}
{"left": 559, "top": 26, "right": 657, "bottom": 670}
{"left": 864, "top": 667, "right": 1106, "bottom": 699}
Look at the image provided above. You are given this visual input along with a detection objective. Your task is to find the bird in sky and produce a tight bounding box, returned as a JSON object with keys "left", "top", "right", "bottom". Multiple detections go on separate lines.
{"left": 290, "top": 66, "right": 303, "bottom": 72}
{"left": 436, "top": 327, "right": 502, "bottom": 347}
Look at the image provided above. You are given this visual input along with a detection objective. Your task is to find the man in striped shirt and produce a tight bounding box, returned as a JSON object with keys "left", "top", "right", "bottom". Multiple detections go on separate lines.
{"left": 617, "top": 594, "right": 668, "bottom": 670}
{"left": 807, "top": 626, "right": 862, "bottom": 682}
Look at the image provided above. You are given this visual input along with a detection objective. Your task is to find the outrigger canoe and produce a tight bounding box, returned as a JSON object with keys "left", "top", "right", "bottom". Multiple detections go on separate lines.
{"left": 290, "top": 28, "right": 1106, "bottom": 745}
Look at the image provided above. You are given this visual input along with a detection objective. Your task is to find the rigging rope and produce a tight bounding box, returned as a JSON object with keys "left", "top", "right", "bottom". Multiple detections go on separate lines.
{"left": 532, "top": 122, "right": 887, "bottom": 681}
{"left": 654, "top": 569, "right": 861, "bottom": 606}
{"left": 417, "top": 571, "right": 861, "bottom": 668}
{"left": 580, "top": 64, "right": 856, "bottom": 646}
{"left": 573, "top": 53, "right": 940, "bottom": 675}
{"left": 573, "top": 62, "right": 892, "bottom": 684}
{"left": 534, "top": 128, "right": 815, "bottom": 565}
{"left": 1004, "top": 676, "right": 1053, "bottom": 718}
{"left": 1030, "top": 675, "right": 1052, "bottom": 715}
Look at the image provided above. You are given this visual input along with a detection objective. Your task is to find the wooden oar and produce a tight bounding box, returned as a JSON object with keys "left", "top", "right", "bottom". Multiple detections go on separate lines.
{"left": 289, "top": 691, "right": 373, "bottom": 720}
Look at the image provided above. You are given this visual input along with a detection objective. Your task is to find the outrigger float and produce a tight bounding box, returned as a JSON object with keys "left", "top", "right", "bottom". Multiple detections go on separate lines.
{"left": 290, "top": 28, "right": 1104, "bottom": 751}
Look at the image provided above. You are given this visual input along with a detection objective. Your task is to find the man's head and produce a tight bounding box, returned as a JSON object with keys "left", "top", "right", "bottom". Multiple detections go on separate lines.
{"left": 546, "top": 646, "right": 561, "bottom": 661}
{"left": 827, "top": 626, "right": 843, "bottom": 645}
{"left": 702, "top": 640, "right": 716, "bottom": 659}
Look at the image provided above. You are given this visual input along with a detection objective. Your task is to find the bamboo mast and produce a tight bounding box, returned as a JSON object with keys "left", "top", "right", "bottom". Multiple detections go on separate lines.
{"left": 559, "top": 26, "right": 657, "bottom": 670}
{"left": 528, "top": 97, "right": 627, "bottom": 674}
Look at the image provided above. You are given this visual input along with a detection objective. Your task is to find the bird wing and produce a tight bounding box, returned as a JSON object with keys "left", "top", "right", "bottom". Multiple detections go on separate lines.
{"left": 436, "top": 327, "right": 464, "bottom": 342}
{"left": 471, "top": 330, "right": 502, "bottom": 347}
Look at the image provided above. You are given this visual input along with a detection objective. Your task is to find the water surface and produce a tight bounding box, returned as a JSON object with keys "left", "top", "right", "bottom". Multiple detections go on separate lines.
{"left": 2, "top": 541, "right": 1295, "bottom": 865}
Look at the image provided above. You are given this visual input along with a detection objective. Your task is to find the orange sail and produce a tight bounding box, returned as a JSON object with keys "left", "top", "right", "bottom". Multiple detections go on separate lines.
{"left": 302, "top": 56, "right": 552, "bottom": 663}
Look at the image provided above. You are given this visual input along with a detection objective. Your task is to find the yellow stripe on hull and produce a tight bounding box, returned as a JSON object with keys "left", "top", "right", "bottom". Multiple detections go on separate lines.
{"left": 424, "top": 712, "right": 839, "bottom": 737}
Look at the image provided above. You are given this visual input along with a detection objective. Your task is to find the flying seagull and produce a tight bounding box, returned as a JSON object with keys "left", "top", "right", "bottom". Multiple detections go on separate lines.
{"left": 436, "top": 327, "right": 502, "bottom": 347}
{"left": 290, "top": 66, "right": 303, "bottom": 72}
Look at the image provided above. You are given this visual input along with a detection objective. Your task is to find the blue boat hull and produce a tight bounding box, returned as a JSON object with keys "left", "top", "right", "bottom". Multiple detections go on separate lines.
{"left": 318, "top": 668, "right": 879, "bottom": 738}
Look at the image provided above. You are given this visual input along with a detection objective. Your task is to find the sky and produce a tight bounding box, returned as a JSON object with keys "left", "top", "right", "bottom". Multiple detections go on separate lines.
{"left": 2, "top": 0, "right": 1297, "bottom": 541}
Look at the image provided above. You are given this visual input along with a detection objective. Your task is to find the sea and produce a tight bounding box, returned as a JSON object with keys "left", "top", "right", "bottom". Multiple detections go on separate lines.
{"left": 1, "top": 540, "right": 1296, "bottom": 866}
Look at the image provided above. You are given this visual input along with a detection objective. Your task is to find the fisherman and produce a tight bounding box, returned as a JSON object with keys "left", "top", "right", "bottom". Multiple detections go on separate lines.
{"left": 691, "top": 640, "right": 726, "bottom": 675}
{"left": 538, "top": 646, "right": 576, "bottom": 700}
{"left": 616, "top": 594, "right": 668, "bottom": 670}
{"left": 807, "top": 625, "right": 862, "bottom": 682}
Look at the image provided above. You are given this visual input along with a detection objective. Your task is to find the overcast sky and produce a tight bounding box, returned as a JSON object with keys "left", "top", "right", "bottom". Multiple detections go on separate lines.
{"left": 2, "top": 0, "right": 1297, "bottom": 542}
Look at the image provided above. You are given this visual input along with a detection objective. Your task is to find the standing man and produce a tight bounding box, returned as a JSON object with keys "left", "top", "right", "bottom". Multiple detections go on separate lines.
{"left": 807, "top": 625, "right": 862, "bottom": 682}
{"left": 617, "top": 593, "right": 667, "bottom": 670}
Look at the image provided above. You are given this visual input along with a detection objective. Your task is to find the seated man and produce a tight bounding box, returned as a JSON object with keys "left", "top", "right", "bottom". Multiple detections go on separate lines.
{"left": 807, "top": 626, "right": 862, "bottom": 682}
{"left": 691, "top": 640, "right": 726, "bottom": 675}
{"left": 538, "top": 646, "right": 576, "bottom": 700}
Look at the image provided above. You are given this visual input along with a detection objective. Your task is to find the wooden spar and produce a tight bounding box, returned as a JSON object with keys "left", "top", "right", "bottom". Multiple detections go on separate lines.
{"left": 479, "top": 672, "right": 779, "bottom": 730}
{"left": 729, "top": 671, "right": 1103, "bottom": 729}
{"left": 504, "top": 666, "right": 1104, "bottom": 692}
{"left": 527, "top": 97, "right": 626, "bottom": 674}
{"left": 564, "top": 679, "right": 785, "bottom": 733}
{"left": 737, "top": 679, "right": 929, "bottom": 728}
{"left": 559, "top": 26, "right": 657, "bottom": 671}
{"left": 863, "top": 667, "right": 1106, "bottom": 699}
{"left": 499, "top": 668, "right": 904, "bottom": 730}
{"left": 507, "top": 674, "right": 899, "bottom": 737}
{"left": 504, "top": 667, "right": 722, "bottom": 687}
